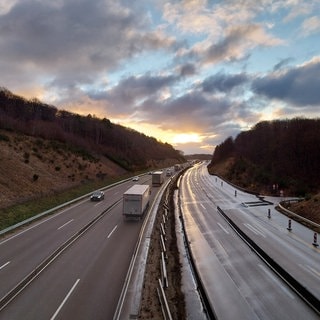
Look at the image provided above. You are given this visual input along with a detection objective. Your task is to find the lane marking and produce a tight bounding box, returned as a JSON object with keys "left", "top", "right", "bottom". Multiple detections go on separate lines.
{"left": 0, "top": 200, "right": 87, "bottom": 246}
{"left": 299, "top": 264, "right": 320, "bottom": 280}
{"left": 107, "top": 225, "right": 118, "bottom": 239}
{"left": 258, "top": 264, "right": 295, "bottom": 299}
{"left": 244, "top": 223, "right": 266, "bottom": 238}
{"left": 0, "top": 261, "right": 10, "bottom": 270}
{"left": 244, "top": 223, "right": 258, "bottom": 235}
{"left": 50, "top": 278, "right": 80, "bottom": 320}
{"left": 57, "top": 219, "right": 74, "bottom": 230}
{"left": 217, "top": 222, "right": 229, "bottom": 234}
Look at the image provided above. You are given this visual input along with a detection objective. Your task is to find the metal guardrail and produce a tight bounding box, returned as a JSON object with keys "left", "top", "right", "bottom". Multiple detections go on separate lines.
{"left": 157, "top": 279, "right": 173, "bottom": 320}
{"left": 278, "top": 202, "right": 320, "bottom": 231}
{"left": 0, "top": 178, "right": 131, "bottom": 236}
{"left": 217, "top": 205, "right": 320, "bottom": 315}
{"left": 0, "top": 199, "right": 122, "bottom": 311}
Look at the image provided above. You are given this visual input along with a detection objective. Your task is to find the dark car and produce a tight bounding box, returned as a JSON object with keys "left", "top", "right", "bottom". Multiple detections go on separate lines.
{"left": 90, "top": 190, "right": 104, "bottom": 201}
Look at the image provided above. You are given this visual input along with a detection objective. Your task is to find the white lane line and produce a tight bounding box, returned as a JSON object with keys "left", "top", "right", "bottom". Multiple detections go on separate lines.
{"left": 299, "top": 264, "right": 320, "bottom": 280}
{"left": 50, "top": 279, "right": 80, "bottom": 320}
{"left": 200, "top": 203, "right": 206, "bottom": 210}
{"left": 0, "top": 261, "right": 10, "bottom": 270}
{"left": 57, "top": 219, "right": 74, "bottom": 230}
{"left": 244, "top": 223, "right": 266, "bottom": 238}
{"left": 107, "top": 225, "right": 118, "bottom": 239}
{"left": 244, "top": 223, "right": 259, "bottom": 235}
{"left": 258, "top": 264, "right": 295, "bottom": 299}
{"left": 217, "top": 222, "right": 229, "bottom": 234}
{"left": 0, "top": 200, "right": 87, "bottom": 246}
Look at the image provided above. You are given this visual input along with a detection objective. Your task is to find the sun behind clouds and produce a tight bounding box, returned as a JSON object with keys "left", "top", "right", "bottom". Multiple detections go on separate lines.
{"left": 172, "top": 133, "right": 202, "bottom": 144}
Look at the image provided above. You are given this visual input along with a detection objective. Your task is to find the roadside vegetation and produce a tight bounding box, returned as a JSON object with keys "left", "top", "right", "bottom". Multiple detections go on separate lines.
{"left": 208, "top": 118, "right": 320, "bottom": 224}
{"left": 0, "top": 174, "right": 133, "bottom": 232}
{"left": 0, "top": 87, "right": 185, "bottom": 231}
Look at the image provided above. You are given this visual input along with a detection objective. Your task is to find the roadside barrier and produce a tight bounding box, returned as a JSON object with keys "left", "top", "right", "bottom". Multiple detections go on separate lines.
{"left": 156, "top": 185, "right": 172, "bottom": 319}
{"left": 313, "top": 233, "right": 319, "bottom": 247}
{"left": 217, "top": 205, "right": 320, "bottom": 315}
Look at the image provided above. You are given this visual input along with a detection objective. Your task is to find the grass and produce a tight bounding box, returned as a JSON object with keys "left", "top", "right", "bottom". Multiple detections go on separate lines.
{"left": 0, "top": 174, "right": 133, "bottom": 232}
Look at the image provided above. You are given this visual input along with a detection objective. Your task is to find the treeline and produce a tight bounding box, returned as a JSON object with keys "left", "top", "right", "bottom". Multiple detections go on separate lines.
{"left": 0, "top": 87, "right": 185, "bottom": 170}
{"left": 208, "top": 118, "right": 320, "bottom": 196}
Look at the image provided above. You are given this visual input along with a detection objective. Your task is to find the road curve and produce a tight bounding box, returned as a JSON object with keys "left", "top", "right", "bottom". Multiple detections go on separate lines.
{"left": 179, "top": 162, "right": 319, "bottom": 320}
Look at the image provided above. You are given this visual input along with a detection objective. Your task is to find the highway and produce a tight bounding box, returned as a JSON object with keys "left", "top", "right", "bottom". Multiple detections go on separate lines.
{"left": 179, "top": 162, "right": 320, "bottom": 320}
{"left": 0, "top": 174, "right": 155, "bottom": 319}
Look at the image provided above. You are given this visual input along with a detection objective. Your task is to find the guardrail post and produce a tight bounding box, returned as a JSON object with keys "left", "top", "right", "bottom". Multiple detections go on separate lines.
{"left": 312, "top": 233, "right": 319, "bottom": 247}
{"left": 287, "top": 219, "right": 292, "bottom": 231}
{"left": 160, "top": 252, "right": 168, "bottom": 288}
{"left": 268, "top": 208, "right": 271, "bottom": 219}
{"left": 157, "top": 279, "right": 173, "bottom": 320}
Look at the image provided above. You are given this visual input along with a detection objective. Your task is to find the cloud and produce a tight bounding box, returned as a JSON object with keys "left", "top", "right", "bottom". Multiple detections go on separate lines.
{"left": 203, "top": 24, "right": 284, "bottom": 64}
{"left": 201, "top": 73, "right": 249, "bottom": 93}
{"left": 0, "top": 0, "right": 178, "bottom": 92}
{"left": 89, "top": 73, "right": 178, "bottom": 115}
{"left": 300, "top": 16, "right": 320, "bottom": 37}
{"left": 252, "top": 57, "right": 320, "bottom": 107}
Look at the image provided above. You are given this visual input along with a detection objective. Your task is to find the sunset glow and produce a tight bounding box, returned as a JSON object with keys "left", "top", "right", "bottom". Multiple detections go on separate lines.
{"left": 0, "top": 0, "right": 319, "bottom": 154}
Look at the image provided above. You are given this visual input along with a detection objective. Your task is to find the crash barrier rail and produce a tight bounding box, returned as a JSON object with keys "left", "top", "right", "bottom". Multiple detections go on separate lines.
{"left": 156, "top": 186, "right": 172, "bottom": 319}
{"left": 113, "top": 175, "right": 173, "bottom": 320}
{"left": 157, "top": 279, "right": 173, "bottom": 320}
{"left": 0, "top": 177, "right": 133, "bottom": 236}
{"left": 277, "top": 201, "right": 320, "bottom": 232}
{"left": 0, "top": 199, "right": 122, "bottom": 311}
{"left": 217, "top": 205, "right": 320, "bottom": 315}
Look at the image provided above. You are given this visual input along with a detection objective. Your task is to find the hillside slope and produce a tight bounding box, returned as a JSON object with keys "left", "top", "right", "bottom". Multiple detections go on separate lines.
{"left": 0, "top": 130, "right": 127, "bottom": 209}
{"left": 208, "top": 118, "right": 320, "bottom": 196}
{"left": 208, "top": 118, "right": 320, "bottom": 224}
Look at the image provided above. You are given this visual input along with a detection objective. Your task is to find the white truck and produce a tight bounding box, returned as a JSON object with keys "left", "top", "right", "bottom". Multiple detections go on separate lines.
{"left": 123, "top": 184, "right": 150, "bottom": 219}
{"left": 152, "top": 171, "right": 164, "bottom": 186}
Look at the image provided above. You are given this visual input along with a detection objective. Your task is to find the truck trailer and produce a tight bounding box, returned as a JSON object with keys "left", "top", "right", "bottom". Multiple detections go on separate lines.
{"left": 152, "top": 171, "right": 164, "bottom": 186}
{"left": 123, "top": 184, "right": 150, "bottom": 219}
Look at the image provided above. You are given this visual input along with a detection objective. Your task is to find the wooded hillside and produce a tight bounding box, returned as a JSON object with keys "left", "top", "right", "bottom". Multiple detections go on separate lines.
{"left": 208, "top": 118, "right": 320, "bottom": 196}
{"left": 0, "top": 87, "right": 185, "bottom": 171}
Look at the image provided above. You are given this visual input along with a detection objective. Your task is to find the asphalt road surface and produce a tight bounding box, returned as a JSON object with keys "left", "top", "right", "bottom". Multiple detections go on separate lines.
{"left": 179, "top": 162, "right": 319, "bottom": 320}
{"left": 0, "top": 174, "right": 157, "bottom": 319}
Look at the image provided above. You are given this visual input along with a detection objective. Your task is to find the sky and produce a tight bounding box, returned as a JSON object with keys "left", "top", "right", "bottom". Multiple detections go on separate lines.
{"left": 0, "top": 0, "right": 319, "bottom": 155}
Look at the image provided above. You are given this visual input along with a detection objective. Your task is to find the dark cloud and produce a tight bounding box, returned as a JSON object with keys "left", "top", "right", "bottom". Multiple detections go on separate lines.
{"left": 179, "top": 63, "right": 197, "bottom": 77}
{"left": 201, "top": 73, "right": 249, "bottom": 93}
{"left": 88, "top": 73, "right": 178, "bottom": 114}
{"left": 0, "top": 0, "right": 178, "bottom": 90}
{"left": 252, "top": 58, "right": 320, "bottom": 106}
{"left": 204, "top": 25, "right": 258, "bottom": 64}
{"left": 273, "top": 57, "right": 294, "bottom": 71}
{"left": 140, "top": 91, "right": 233, "bottom": 132}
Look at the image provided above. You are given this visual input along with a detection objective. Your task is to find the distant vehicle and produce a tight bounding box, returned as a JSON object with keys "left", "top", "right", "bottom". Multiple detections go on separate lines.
{"left": 174, "top": 164, "right": 181, "bottom": 171}
{"left": 166, "top": 169, "right": 172, "bottom": 176}
{"left": 123, "top": 184, "right": 150, "bottom": 219}
{"left": 90, "top": 190, "right": 104, "bottom": 201}
{"left": 152, "top": 171, "right": 164, "bottom": 186}
{"left": 132, "top": 176, "right": 139, "bottom": 181}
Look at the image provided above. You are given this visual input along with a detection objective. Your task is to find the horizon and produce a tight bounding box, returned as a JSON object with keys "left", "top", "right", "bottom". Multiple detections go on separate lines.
{"left": 1, "top": 0, "right": 319, "bottom": 154}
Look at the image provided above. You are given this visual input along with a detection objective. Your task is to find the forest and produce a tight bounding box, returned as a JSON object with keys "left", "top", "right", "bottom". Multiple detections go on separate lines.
{"left": 0, "top": 87, "right": 185, "bottom": 171}
{"left": 208, "top": 118, "right": 320, "bottom": 196}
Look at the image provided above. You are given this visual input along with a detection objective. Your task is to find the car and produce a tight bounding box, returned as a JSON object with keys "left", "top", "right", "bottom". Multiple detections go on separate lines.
{"left": 132, "top": 176, "right": 139, "bottom": 181}
{"left": 90, "top": 190, "right": 104, "bottom": 201}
